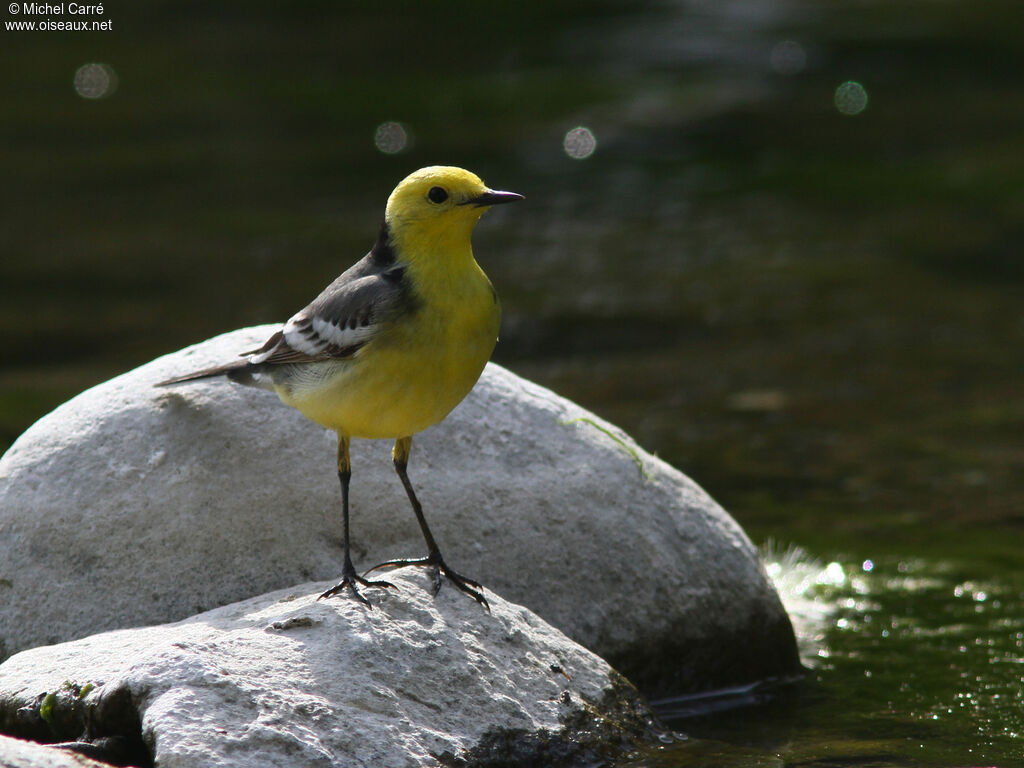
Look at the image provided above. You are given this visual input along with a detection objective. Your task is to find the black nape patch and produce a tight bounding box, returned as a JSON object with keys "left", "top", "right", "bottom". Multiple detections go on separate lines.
{"left": 370, "top": 221, "right": 396, "bottom": 266}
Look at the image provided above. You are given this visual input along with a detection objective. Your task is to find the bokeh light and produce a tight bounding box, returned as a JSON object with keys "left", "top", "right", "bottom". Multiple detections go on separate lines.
{"left": 834, "top": 80, "right": 868, "bottom": 116}
{"left": 73, "top": 63, "right": 117, "bottom": 100}
{"left": 563, "top": 126, "right": 596, "bottom": 160}
{"left": 374, "top": 121, "right": 410, "bottom": 154}
{"left": 770, "top": 40, "right": 807, "bottom": 75}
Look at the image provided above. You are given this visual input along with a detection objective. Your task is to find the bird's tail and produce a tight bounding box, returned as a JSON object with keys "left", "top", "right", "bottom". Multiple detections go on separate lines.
{"left": 156, "top": 359, "right": 263, "bottom": 387}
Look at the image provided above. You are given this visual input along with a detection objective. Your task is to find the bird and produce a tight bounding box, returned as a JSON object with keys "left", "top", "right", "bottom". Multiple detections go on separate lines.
{"left": 157, "top": 166, "right": 523, "bottom": 609}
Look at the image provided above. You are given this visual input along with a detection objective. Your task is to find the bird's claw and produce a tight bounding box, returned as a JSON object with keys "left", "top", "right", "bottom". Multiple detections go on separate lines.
{"left": 365, "top": 555, "right": 489, "bottom": 611}
{"left": 318, "top": 568, "right": 396, "bottom": 607}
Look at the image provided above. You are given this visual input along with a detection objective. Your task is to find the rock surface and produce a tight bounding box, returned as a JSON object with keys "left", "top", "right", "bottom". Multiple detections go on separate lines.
{"left": 0, "top": 573, "right": 654, "bottom": 768}
{"left": 0, "top": 327, "right": 800, "bottom": 694}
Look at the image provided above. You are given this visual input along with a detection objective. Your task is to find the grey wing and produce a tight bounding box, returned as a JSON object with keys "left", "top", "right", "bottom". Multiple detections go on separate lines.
{"left": 246, "top": 262, "right": 413, "bottom": 366}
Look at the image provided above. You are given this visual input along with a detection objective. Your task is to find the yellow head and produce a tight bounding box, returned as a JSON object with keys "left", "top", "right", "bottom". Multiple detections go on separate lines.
{"left": 384, "top": 166, "right": 522, "bottom": 257}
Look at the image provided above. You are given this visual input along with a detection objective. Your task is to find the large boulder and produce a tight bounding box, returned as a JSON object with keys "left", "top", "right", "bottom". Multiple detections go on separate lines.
{"left": 0, "top": 327, "right": 799, "bottom": 695}
{"left": 0, "top": 573, "right": 656, "bottom": 767}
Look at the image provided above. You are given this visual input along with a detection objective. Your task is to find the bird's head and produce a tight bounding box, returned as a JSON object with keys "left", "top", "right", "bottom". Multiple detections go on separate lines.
{"left": 384, "top": 166, "right": 522, "bottom": 255}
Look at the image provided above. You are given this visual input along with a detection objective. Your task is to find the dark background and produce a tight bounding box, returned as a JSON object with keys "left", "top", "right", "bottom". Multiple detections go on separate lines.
{"left": 4, "top": 2, "right": 1020, "bottom": 543}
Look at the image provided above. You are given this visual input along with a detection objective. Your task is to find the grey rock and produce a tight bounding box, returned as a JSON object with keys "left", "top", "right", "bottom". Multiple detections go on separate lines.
{"left": 0, "top": 327, "right": 799, "bottom": 693}
{"left": 0, "top": 574, "right": 654, "bottom": 768}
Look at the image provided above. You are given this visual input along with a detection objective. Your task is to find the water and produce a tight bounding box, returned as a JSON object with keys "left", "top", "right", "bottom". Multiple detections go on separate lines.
{"left": 2, "top": 1, "right": 1023, "bottom": 764}
{"left": 629, "top": 545, "right": 1024, "bottom": 766}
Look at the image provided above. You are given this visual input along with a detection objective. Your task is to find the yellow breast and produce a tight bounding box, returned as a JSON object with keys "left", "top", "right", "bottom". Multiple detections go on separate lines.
{"left": 275, "top": 259, "right": 500, "bottom": 440}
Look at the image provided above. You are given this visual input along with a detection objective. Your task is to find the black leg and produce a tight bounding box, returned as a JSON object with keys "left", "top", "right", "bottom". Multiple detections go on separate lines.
{"left": 318, "top": 434, "right": 395, "bottom": 605}
{"left": 364, "top": 436, "right": 489, "bottom": 610}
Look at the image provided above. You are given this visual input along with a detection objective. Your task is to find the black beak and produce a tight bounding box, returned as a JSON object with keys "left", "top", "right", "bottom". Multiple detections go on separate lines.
{"left": 460, "top": 189, "right": 525, "bottom": 208}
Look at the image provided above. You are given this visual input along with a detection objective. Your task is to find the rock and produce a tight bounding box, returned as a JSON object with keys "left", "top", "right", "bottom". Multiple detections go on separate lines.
{"left": 0, "top": 574, "right": 656, "bottom": 768}
{"left": 0, "top": 734, "right": 113, "bottom": 768}
{"left": 0, "top": 327, "right": 800, "bottom": 695}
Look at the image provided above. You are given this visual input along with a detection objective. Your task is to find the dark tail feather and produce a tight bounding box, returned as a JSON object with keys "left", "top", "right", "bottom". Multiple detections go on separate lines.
{"left": 156, "top": 359, "right": 259, "bottom": 387}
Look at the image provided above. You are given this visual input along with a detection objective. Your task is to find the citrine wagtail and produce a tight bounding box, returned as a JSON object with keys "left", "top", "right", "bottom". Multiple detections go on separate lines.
{"left": 158, "top": 166, "right": 523, "bottom": 609}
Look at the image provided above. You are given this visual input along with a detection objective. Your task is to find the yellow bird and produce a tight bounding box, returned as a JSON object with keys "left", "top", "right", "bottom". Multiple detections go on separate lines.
{"left": 159, "top": 166, "right": 523, "bottom": 609}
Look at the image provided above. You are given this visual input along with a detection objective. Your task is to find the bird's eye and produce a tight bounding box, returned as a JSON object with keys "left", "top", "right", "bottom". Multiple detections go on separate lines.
{"left": 427, "top": 186, "right": 449, "bottom": 204}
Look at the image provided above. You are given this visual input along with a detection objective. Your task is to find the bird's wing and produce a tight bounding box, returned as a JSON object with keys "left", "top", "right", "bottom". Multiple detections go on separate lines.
{"left": 246, "top": 261, "right": 414, "bottom": 366}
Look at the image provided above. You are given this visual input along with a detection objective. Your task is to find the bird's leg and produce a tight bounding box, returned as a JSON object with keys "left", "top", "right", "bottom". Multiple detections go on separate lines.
{"left": 319, "top": 434, "right": 396, "bottom": 605}
{"left": 364, "top": 436, "right": 489, "bottom": 610}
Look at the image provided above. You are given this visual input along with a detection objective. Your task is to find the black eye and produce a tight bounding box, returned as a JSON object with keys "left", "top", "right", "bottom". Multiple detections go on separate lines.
{"left": 427, "top": 186, "right": 448, "bottom": 204}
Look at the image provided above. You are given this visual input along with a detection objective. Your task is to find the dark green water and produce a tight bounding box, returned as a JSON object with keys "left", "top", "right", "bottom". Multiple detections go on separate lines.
{"left": 2, "top": 1, "right": 1023, "bottom": 765}
{"left": 633, "top": 545, "right": 1024, "bottom": 766}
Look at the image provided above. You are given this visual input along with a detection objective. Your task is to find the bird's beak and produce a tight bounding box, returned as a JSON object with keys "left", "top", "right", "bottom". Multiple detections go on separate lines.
{"left": 460, "top": 189, "right": 525, "bottom": 208}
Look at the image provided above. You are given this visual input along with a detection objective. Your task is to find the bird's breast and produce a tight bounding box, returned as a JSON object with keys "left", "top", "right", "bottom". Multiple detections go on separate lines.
{"left": 276, "top": 264, "right": 499, "bottom": 439}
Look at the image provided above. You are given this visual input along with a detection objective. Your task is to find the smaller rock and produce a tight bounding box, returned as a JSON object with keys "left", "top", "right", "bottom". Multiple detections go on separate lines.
{"left": 0, "top": 573, "right": 657, "bottom": 768}
{"left": 0, "top": 734, "right": 111, "bottom": 768}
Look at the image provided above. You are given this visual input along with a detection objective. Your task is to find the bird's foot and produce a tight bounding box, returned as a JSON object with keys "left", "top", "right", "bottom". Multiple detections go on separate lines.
{"left": 365, "top": 553, "right": 489, "bottom": 611}
{"left": 318, "top": 562, "right": 396, "bottom": 607}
